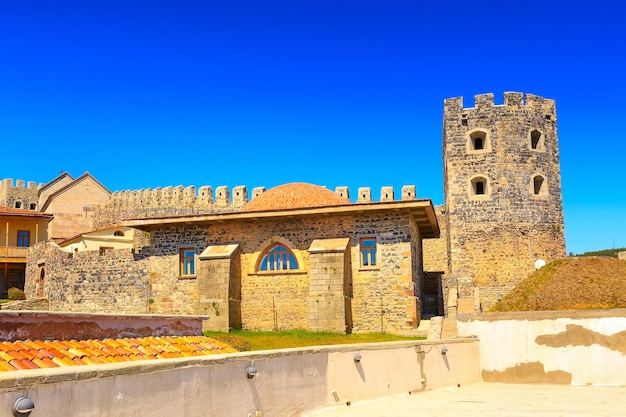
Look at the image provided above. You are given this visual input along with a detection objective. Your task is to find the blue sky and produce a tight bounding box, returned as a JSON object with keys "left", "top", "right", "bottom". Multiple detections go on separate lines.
{"left": 1, "top": 1, "right": 624, "bottom": 255}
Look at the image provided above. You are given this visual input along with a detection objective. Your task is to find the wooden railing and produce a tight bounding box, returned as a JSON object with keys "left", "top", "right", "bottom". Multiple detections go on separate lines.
{"left": 0, "top": 246, "right": 29, "bottom": 259}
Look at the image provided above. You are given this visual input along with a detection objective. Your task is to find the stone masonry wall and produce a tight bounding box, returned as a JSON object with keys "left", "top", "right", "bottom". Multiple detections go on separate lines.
{"left": 143, "top": 211, "right": 422, "bottom": 332}
{"left": 443, "top": 92, "right": 566, "bottom": 310}
{"left": 25, "top": 242, "right": 151, "bottom": 314}
{"left": 0, "top": 178, "right": 41, "bottom": 210}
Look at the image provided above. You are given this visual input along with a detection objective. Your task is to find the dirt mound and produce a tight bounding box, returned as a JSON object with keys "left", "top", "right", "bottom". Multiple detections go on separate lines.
{"left": 490, "top": 257, "right": 626, "bottom": 312}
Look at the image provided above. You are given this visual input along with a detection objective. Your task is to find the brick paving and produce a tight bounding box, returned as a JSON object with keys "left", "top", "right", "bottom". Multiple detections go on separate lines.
{"left": 303, "top": 383, "right": 626, "bottom": 417}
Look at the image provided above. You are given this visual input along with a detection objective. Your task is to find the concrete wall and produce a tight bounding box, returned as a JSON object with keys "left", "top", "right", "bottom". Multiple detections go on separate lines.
{"left": 457, "top": 309, "right": 626, "bottom": 386}
{"left": 0, "top": 339, "right": 479, "bottom": 417}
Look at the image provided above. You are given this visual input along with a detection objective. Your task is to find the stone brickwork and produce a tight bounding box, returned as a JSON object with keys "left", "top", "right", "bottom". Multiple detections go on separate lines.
{"left": 0, "top": 178, "right": 42, "bottom": 210}
{"left": 141, "top": 210, "right": 423, "bottom": 333}
{"left": 442, "top": 92, "right": 566, "bottom": 311}
{"left": 307, "top": 238, "right": 351, "bottom": 333}
{"left": 25, "top": 242, "right": 151, "bottom": 314}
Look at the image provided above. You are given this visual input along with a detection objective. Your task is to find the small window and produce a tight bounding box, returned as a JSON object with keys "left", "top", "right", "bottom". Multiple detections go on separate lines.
{"left": 113, "top": 230, "right": 125, "bottom": 237}
{"left": 180, "top": 248, "right": 196, "bottom": 277}
{"left": 471, "top": 132, "right": 485, "bottom": 150}
{"left": 258, "top": 244, "right": 299, "bottom": 272}
{"left": 360, "top": 237, "right": 377, "bottom": 267}
{"left": 17, "top": 230, "right": 30, "bottom": 247}
{"left": 468, "top": 130, "right": 489, "bottom": 153}
{"left": 99, "top": 246, "right": 113, "bottom": 256}
{"left": 15, "top": 201, "right": 22, "bottom": 209}
{"left": 533, "top": 175, "right": 547, "bottom": 195}
{"left": 530, "top": 129, "right": 545, "bottom": 151}
{"left": 470, "top": 176, "right": 488, "bottom": 197}
{"left": 29, "top": 203, "right": 37, "bottom": 210}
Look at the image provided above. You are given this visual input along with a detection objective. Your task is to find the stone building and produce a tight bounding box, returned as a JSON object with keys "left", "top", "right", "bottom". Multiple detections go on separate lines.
{"left": 119, "top": 182, "right": 439, "bottom": 333}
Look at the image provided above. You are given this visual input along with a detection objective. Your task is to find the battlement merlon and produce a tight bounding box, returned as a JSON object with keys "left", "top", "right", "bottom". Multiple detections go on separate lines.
{"left": 105, "top": 184, "right": 422, "bottom": 210}
{"left": 444, "top": 92, "right": 556, "bottom": 119}
{"left": 0, "top": 178, "right": 44, "bottom": 191}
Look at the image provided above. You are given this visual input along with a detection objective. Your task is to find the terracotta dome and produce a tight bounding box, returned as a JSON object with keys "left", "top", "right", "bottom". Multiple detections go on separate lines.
{"left": 242, "top": 182, "right": 350, "bottom": 212}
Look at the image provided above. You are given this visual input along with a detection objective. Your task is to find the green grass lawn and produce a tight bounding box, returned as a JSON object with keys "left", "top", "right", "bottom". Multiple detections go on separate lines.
{"left": 203, "top": 329, "right": 425, "bottom": 352}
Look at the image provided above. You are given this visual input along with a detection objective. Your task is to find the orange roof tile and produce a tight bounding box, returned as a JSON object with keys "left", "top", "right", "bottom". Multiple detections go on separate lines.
{"left": 0, "top": 336, "right": 238, "bottom": 372}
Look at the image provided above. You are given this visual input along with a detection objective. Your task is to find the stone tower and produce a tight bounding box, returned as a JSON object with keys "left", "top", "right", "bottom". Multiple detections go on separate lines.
{"left": 443, "top": 92, "right": 566, "bottom": 312}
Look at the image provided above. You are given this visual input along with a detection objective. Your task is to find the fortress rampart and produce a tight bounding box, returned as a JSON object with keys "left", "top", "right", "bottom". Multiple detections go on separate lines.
{"left": 92, "top": 184, "right": 420, "bottom": 228}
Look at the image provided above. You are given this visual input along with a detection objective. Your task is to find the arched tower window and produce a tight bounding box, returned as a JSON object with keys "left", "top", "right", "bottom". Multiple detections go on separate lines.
{"left": 467, "top": 130, "right": 490, "bottom": 153}
{"left": 532, "top": 175, "right": 548, "bottom": 196}
{"left": 471, "top": 131, "right": 485, "bottom": 150}
{"left": 257, "top": 243, "right": 299, "bottom": 272}
{"left": 529, "top": 129, "right": 545, "bottom": 151}
{"left": 470, "top": 176, "right": 489, "bottom": 198}
{"left": 114, "top": 230, "right": 125, "bottom": 236}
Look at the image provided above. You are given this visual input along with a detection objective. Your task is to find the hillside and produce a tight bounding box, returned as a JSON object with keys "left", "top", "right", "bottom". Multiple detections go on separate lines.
{"left": 490, "top": 257, "right": 626, "bottom": 312}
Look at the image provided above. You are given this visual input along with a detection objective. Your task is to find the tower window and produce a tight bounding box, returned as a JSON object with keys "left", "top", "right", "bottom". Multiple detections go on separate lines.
{"left": 468, "top": 130, "right": 490, "bottom": 153}
{"left": 470, "top": 176, "right": 489, "bottom": 198}
{"left": 532, "top": 175, "right": 547, "bottom": 195}
{"left": 114, "top": 230, "right": 125, "bottom": 236}
{"left": 530, "top": 130, "right": 544, "bottom": 151}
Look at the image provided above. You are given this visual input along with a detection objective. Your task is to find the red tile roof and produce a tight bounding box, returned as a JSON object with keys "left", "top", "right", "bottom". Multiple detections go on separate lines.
{"left": 242, "top": 182, "right": 350, "bottom": 212}
{"left": 0, "top": 336, "right": 237, "bottom": 372}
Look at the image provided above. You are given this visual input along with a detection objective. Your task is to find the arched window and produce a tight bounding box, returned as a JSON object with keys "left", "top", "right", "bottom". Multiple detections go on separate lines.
{"left": 470, "top": 131, "right": 486, "bottom": 150}
{"left": 114, "top": 230, "right": 125, "bottom": 236}
{"left": 471, "top": 176, "right": 488, "bottom": 196}
{"left": 466, "top": 130, "right": 491, "bottom": 154}
{"left": 15, "top": 201, "right": 22, "bottom": 209}
{"left": 258, "top": 244, "right": 299, "bottom": 272}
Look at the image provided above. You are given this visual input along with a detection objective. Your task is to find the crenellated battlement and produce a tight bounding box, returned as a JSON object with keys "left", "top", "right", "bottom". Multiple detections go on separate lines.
{"left": 0, "top": 178, "right": 43, "bottom": 192}
{"left": 93, "top": 183, "right": 420, "bottom": 228}
{"left": 0, "top": 178, "right": 44, "bottom": 210}
{"left": 106, "top": 184, "right": 419, "bottom": 210}
{"left": 444, "top": 92, "right": 556, "bottom": 119}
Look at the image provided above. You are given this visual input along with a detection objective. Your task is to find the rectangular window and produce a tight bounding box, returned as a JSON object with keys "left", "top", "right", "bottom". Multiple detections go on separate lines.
{"left": 99, "top": 246, "right": 113, "bottom": 256}
{"left": 180, "top": 248, "right": 196, "bottom": 277}
{"left": 360, "top": 237, "right": 377, "bottom": 267}
{"left": 17, "top": 230, "right": 30, "bottom": 247}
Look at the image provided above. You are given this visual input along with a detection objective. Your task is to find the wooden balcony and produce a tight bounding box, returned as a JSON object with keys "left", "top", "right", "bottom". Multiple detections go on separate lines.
{"left": 0, "top": 246, "right": 29, "bottom": 261}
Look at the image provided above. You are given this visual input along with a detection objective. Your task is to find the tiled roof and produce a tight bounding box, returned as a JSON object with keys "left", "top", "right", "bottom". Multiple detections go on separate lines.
{"left": 0, "top": 336, "right": 237, "bottom": 372}
{"left": 242, "top": 182, "right": 350, "bottom": 212}
{"left": 0, "top": 206, "right": 53, "bottom": 217}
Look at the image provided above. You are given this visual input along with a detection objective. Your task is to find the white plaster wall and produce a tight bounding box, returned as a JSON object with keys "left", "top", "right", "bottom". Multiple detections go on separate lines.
{"left": 457, "top": 310, "right": 626, "bottom": 386}
{"left": 0, "top": 340, "right": 479, "bottom": 417}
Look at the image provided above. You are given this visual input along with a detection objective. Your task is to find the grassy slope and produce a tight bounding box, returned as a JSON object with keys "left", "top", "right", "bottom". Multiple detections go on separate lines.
{"left": 204, "top": 329, "right": 425, "bottom": 352}
{"left": 490, "top": 257, "right": 626, "bottom": 312}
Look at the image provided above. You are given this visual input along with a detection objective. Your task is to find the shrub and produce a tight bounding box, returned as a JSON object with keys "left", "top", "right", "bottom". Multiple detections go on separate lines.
{"left": 7, "top": 287, "right": 26, "bottom": 301}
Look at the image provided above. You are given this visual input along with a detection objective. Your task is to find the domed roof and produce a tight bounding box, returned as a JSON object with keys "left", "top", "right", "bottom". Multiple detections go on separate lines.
{"left": 242, "top": 182, "right": 350, "bottom": 212}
